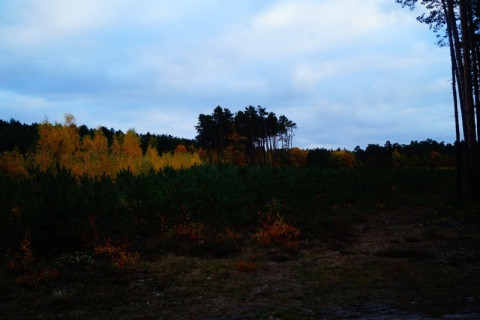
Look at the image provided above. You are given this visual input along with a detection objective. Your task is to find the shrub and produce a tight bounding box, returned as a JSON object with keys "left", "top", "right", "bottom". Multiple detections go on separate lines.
{"left": 255, "top": 200, "right": 301, "bottom": 249}
{"left": 94, "top": 238, "right": 140, "bottom": 269}
{"left": 171, "top": 213, "right": 208, "bottom": 245}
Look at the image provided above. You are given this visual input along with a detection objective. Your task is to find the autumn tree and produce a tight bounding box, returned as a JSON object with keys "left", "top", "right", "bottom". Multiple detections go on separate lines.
{"left": 330, "top": 150, "right": 356, "bottom": 168}
{"left": 174, "top": 144, "right": 187, "bottom": 154}
{"left": 288, "top": 148, "right": 308, "bottom": 167}
{"left": 118, "top": 129, "right": 143, "bottom": 174}
{"left": 0, "top": 148, "right": 29, "bottom": 177}
{"left": 80, "top": 127, "right": 113, "bottom": 178}
{"left": 32, "top": 114, "right": 81, "bottom": 174}
{"left": 143, "top": 136, "right": 162, "bottom": 171}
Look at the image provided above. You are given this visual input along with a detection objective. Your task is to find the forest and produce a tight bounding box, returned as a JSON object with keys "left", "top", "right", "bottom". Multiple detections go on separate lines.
{"left": 0, "top": 111, "right": 464, "bottom": 251}
{"left": 1, "top": 110, "right": 479, "bottom": 318}
{"left": 0, "top": 110, "right": 462, "bottom": 263}
{"left": 0, "top": 111, "right": 459, "bottom": 172}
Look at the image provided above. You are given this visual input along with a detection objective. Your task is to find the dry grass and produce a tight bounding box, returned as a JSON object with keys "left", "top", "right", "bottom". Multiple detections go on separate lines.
{"left": 1, "top": 199, "right": 480, "bottom": 319}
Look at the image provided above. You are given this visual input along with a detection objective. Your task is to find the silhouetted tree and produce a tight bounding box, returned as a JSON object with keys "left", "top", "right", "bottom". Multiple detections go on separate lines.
{"left": 196, "top": 106, "right": 296, "bottom": 165}
{"left": 307, "top": 148, "right": 331, "bottom": 167}
{"left": 0, "top": 119, "right": 39, "bottom": 153}
{"left": 396, "top": 0, "right": 480, "bottom": 196}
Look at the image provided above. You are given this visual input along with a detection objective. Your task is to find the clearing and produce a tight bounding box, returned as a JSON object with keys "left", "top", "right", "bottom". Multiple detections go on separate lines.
{"left": 1, "top": 195, "right": 480, "bottom": 319}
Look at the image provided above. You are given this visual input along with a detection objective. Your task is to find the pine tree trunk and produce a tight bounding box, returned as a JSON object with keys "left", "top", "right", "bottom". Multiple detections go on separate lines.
{"left": 448, "top": 0, "right": 468, "bottom": 140}
{"left": 442, "top": 0, "right": 462, "bottom": 195}
{"left": 459, "top": 0, "right": 480, "bottom": 196}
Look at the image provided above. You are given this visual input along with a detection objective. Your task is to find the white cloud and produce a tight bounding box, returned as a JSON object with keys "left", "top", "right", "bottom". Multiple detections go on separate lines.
{"left": 0, "top": 89, "right": 67, "bottom": 125}
{"left": 0, "top": 0, "right": 457, "bottom": 149}
{"left": 0, "top": 90, "right": 56, "bottom": 111}
{"left": 0, "top": 1, "right": 110, "bottom": 46}
{"left": 215, "top": 0, "right": 407, "bottom": 60}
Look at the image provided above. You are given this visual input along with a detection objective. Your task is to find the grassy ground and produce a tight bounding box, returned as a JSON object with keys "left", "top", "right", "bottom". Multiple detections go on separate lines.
{"left": 1, "top": 195, "right": 480, "bottom": 319}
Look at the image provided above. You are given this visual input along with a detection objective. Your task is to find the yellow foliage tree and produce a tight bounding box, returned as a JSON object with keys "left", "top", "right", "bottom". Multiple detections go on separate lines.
{"left": 10, "top": 114, "right": 204, "bottom": 178}
{"left": 122, "top": 129, "right": 142, "bottom": 158}
{"left": 158, "top": 152, "right": 202, "bottom": 170}
{"left": 32, "top": 114, "right": 81, "bottom": 174}
{"left": 142, "top": 146, "right": 162, "bottom": 172}
{"left": 80, "top": 128, "right": 114, "bottom": 178}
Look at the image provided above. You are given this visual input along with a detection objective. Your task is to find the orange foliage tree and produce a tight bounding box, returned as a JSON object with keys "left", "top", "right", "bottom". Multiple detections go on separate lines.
{"left": 288, "top": 147, "right": 308, "bottom": 167}
{"left": 330, "top": 150, "right": 356, "bottom": 168}
{"left": 0, "top": 148, "right": 29, "bottom": 177}
{"left": 174, "top": 144, "right": 187, "bottom": 154}
{"left": 32, "top": 114, "right": 81, "bottom": 174}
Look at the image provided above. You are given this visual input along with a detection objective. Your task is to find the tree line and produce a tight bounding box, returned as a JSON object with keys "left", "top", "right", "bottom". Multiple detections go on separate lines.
{"left": 0, "top": 115, "right": 460, "bottom": 173}
{"left": 396, "top": 0, "right": 480, "bottom": 196}
{"left": 0, "top": 115, "right": 201, "bottom": 178}
{"left": 0, "top": 118, "right": 196, "bottom": 157}
{"left": 308, "top": 139, "right": 458, "bottom": 168}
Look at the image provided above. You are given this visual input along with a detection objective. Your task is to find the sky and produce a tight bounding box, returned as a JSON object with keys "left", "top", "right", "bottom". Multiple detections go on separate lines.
{"left": 0, "top": 0, "right": 456, "bottom": 150}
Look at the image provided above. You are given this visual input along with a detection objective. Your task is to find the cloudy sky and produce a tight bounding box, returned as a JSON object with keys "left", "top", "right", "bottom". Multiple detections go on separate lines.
{"left": 0, "top": 0, "right": 455, "bottom": 150}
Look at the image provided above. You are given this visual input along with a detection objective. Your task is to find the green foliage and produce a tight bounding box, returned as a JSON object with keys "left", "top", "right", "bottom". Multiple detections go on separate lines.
{"left": 0, "top": 163, "right": 457, "bottom": 259}
{"left": 0, "top": 118, "right": 39, "bottom": 154}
